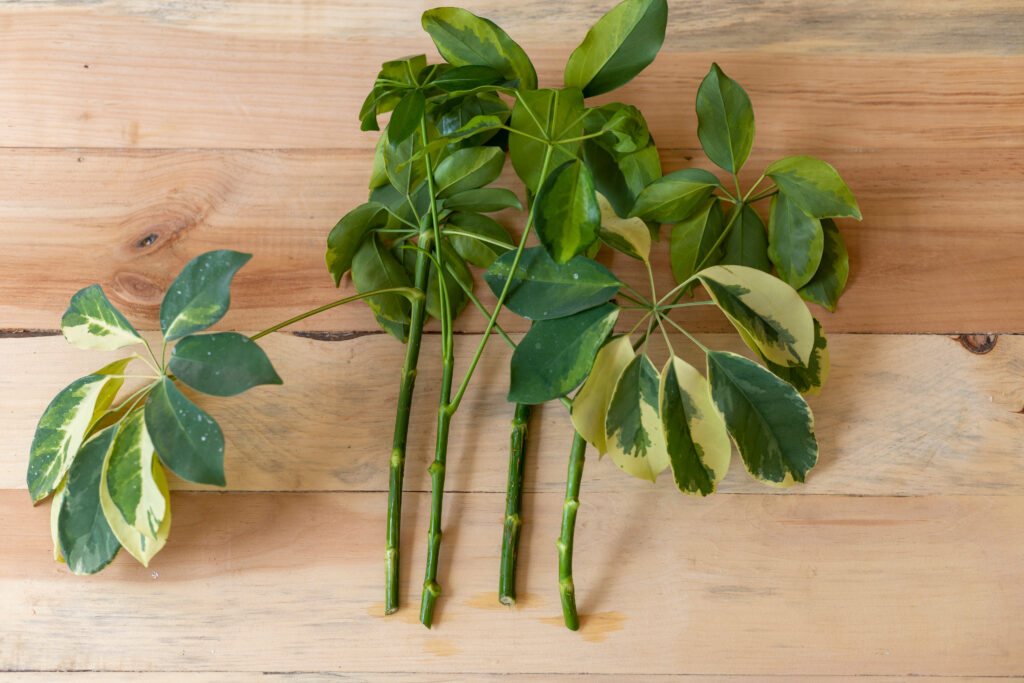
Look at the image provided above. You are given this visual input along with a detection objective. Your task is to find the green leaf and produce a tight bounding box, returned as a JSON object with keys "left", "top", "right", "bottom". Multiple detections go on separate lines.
{"left": 373, "top": 310, "right": 409, "bottom": 343}
{"left": 422, "top": 7, "right": 537, "bottom": 89}
{"left": 696, "top": 63, "right": 755, "bottom": 174}
{"left": 424, "top": 240, "right": 470, "bottom": 321}
{"left": 27, "top": 358, "right": 131, "bottom": 503}
{"left": 706, "top": 350, "right": 817, "bottom": 485}
{"left": 60, "top": 285, "right": 143, "bottom": 351}
{"left": 100, "top": 449, "right": 170, "bottom": 568}
{"left": 747, "top": 317, "right": 830, "bottom": 396}
{"left": 442, "top": 187, "right": 521, "bottom": 213}
{"left": 387, "top": 89, "right": 425, "bottom": 146}
{"left": 597, "top": 192, "right": 650, "bottom": 261}
{"left": 722, "top": 203, "right": 771, "bottom": 272}
{"left": 383, "top": 129, "right": 425, "bottom": 196}
{"left": 351, "top": 234, "right": 413, "bottom": 324}
{"left": 694, "top": 264, "right": 815, "bottom": 367}
{"left": 436, "top": 92, "right": 509, "bottom": 148}
{"left": 768, "top": 191, "right": 824, "bottom": 289}
{"left": 584, "top": 103, "right": 651, "bottom": 155}
{"left": 583, "top": 138, "right": 661, "bottom": 219}
{"left": 144, "top": 378, "right": 226, "bottom": 486}
{"left": 509, "top": 88, "right": 585, "bottom": 192}
{"left": 671, "top": 199, "right": 724, "bottom": 284}
{"left": 443, "top": 114, "right": 507, "bottom": 145}
{"left": 604, "top": 354, "right": 669, "bottom": 482}
{"left": 630, "top": 168, "right": 720, "bottom": 223}
{"left": 508, "top": 303, "right": 619, "bottom": 404}
{"left": 765, "top": 155, "right": 861, "bottom": 220}
{"left": 659, "top": 356, "right": 731, "bottom": 496}
{"left": 57, "top": 426, "right": 121, "bottom": 575}
{"left": 446, "top": 212, "right": 513, "bottom": 268}
{"left": 325, "top": 203, "right": 390, "bottom": 285}
{"left": 534, "top": 158, "right": 601, "bottom": 264}
{"left": 433, "top": 64, "right": 506, "bottom": 92}
{"left": 160, "top": 250, "right": 252, "bottom": 342}
{"left": 50, "top": 478, "right": 67, "bottom": 562}
{"left": 571, "top": 335, "right": 634, "bottom": 454}
{"left": 484, "top": 247, "right": 621, "bottom": 320}
{"left": 103, "top": 410, "right": 165, "bottom": 538}
{"left": 433, "top": 146, "right": 506, "bottom": 198}
{"left": 169, "top": 332, "right": 282, "bottom": 397}
{"left": 799, "top": 219, "right": 849, "bottom": 312}
{"left": 563, "top": 0, "right": 668, "bottom": 97}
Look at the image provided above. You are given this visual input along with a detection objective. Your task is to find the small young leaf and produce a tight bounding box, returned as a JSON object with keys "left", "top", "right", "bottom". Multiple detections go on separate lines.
{"left": 768, "top": 192, "right": 824, "bottom": 289}
{"left": 442, "top": 187, "right": 522, "bottom": 213}
{"left": 765, "top": 156, "right": 861, "bottom": 219}
{"left": 144, "top": 378, "right": 226, "bottom": 487}
{"left": 563, "top": 0, "right": 668, "bottom": 97}
{"left": 707, "top": 350, "right": 817, "bottom": 486}
{"left": 169, "top": 332, "right": 282, "bottom": 397}
{"left": 696, "top": 63, "right": 755, "bottom": 174}
{"left": 509, "top": 88, "right": 585, "bottom": 192}
{"left": 534, "top": 158, "right": 601, "bottom": 264}
{"left": 325, "top": 203, "right": 390, "bottom": 285}
{"left": 387, "top": 89, "right": 425, "bottom": 147}
{"left": 798, "top": 219, "right": 849, "bottom": 312}
{"left": 671, "top": 199, "right": 724, "bottom": 284}
{"left": 660, "top": 356, "right": 730, "bottom": 496}
{"left": 484, "top": 247, "right": 621, "bottom": 320}
{"left": 446, "top": 212, "right": 514, "bottom": 268}
{"left": 99, "top": 409, "right": 166, "bottom": 549}
{"left": 57, "top": 426, "right": 121, "bottom": 575}
{"left": 433, "top": 64, "right": 506, "bottom": 92}
{"left": 571, "top": 335, "right": 634, "bottom": 454}
{"left": 160, "top": 250, "right": 252, "bottom": 342}
{"left": 422, "top": 7, "right": 537, "bottom": 89}
{"left": 604, "top": 354, "right": 669, "bottom": 482}
{"left": 629, "top": 168, "right": 720, "bottom": 223}
{"left": 722, "top": 203, "right": 771, "bottom": 272}
{"left": 351, "top": 234, "right": 413, "bottom": 324}
{"left": 693, "top": 264, "right": 815, "bottom": 367}
{"left": 597, "top": 192, "right": 650, "bottom": 261}
{"left": 61, "top": 285, "right": 143, "bottom": 351}
{"left": 508, "top": 303, "right": 619, "bottom": 404}
{"left": 27, "top": 358, "right": 131, "bottom": 503}
{"left": 433, "top": 146, "right": 505, "bottom": 198}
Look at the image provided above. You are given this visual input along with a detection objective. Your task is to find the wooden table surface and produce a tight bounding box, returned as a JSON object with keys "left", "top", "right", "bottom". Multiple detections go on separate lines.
{"left": 2, "top": 0, "right": 1022, "bottom": 679}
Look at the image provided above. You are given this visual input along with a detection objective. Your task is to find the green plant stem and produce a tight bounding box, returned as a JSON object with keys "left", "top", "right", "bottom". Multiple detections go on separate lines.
{"left": 249, "top": 288, "right": 423, "bottom": 341}
{"left": 498, "top": 402, "right": 531, "bottom": 606}
{"left": 419, "top": 119, "right": 456, "bottom": 628}
{"left": 661, "top": 315, "right": 710, "bottom": 353}
{"left": 557, "top": 431, "right": 587, "bottom": 631}
{"left": 384, "top": 243, "right": 432, "bottom": 616}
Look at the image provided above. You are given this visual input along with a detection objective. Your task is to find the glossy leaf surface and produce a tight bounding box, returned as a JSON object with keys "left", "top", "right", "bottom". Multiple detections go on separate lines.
{"left": 766, "top": 155, "right": 861, "bottom": 219}
{"left": 159, "top": 250, "right": 251, "bottom": 342}
{"left": 422, "top": 7, "right": 537, "bottom": 89}
{"left": 604, "top": 354, "right": 669, "bottom": 482}
{"left": 509, "top": 88, "right": 584, "bottom": 192}
{"left": 722, "top": 203, "right": 771, "bottom": 272}
{"left": 696, "top": 63, "right": 754, "bottom": 173}
{"left": 61, "top": 285, "right": 143, "bottom": 351}
{"left": 597, "top": 192, "right": 650, "bottom": 261}
{"left": 325, "top": 203, "right": 390, "bottom": 285}
{"left": 446, "top": 212, "right": 513, "bottom": 268}
{"left": 630, "top": 168, "right": 719, "bottom": 223}
{"left": 671, "top": 199, "right": 724, "bottom": 284}
{"left": 570, "top": 335, "right": 634, "bottom": 454}
{"left": 768, "top": 192, "right": 824, "bottom": 289}
{"left": 169, "top": 332, "right": 282, "bottom": 397}
{"left": 351, "top": 234, "right": 413, "bottom": 324}
{"left": 57, "top": 426, "right": 121, "bottom": 575}
{"left": 144, "top": 378, "right": 226, "bottom": 487}
{"left": 433, "top": 146, "right": 505, "bottom": 198}
{"left": 534, "top": 159, "right": 601, "bottom": 264}
{"left": 798, "top": 219, "right": 849, "bottom": 312}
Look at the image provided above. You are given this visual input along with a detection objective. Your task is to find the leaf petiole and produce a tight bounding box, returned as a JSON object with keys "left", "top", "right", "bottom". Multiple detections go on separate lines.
{"left": 249, "top": 288, "right": 424, "bottom": 341}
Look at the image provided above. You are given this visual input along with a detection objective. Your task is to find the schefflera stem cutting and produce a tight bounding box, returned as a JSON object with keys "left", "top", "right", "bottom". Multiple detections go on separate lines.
{"left": 28, "top": 250, "right": 421, "bottom": 573}
{"left": 486, "top": 58, "right": 859, "bottom": 629}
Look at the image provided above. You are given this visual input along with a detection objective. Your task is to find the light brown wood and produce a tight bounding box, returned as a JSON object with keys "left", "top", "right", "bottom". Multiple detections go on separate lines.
{"left": 3, "top": 332, "right": 1023, "bottom": 495}
{"left": 2, "top": 147, "right": 1023, "bottom": 334}
{"left": 1, "top": 3, "right": 1022, "bottom": 149}
{"left": 1, "top": 489, "right": 1021, "bottom": 675}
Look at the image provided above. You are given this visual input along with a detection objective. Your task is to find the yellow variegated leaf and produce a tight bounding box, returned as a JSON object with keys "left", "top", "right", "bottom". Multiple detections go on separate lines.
{"left": 659, "top": 357, "right": 731, "bottom": 496}
{"left": 571, "top": 335, "right": 634, "bottom": 454}
{"left": 596, "top": 193, "right": 650, "bottom": 262}
{"left": 604, "top": 354, "right": 669, "bottom": 482}
{"left": 694, "top": 264, "right": 814, "bottom": 367}
{"left": 100, "top": 433, "right": 171, "bottom": 567}
{"left": 61, "top": 285, "right": 144, "bottom": 351}
{"left": 50, "top": 478, "right": 67, "bottom": 563}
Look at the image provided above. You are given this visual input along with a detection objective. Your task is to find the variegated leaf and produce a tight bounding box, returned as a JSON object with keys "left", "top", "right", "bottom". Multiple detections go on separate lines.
{"left": 692, "top": 264, "right": 814, "bottom": 367}
{"left": 571, "top": 335, "right": 634, "bottom": 454}
{"left": 27, "top": 358, "right": 131, "bottom": 503}
{"left": 57, "top": 426, "right": 121, "bottom": 575}
{"left": 597, "top": 193, "right": 650, "bottom": 261}
{"left": 660, "top": 356, "right": 731, "bottom": 496}
{"left": 61, "top": 285, "right": 143, "bottom": 351}
{"left": 604, "top": 354, "right": 669, "bottom": 482}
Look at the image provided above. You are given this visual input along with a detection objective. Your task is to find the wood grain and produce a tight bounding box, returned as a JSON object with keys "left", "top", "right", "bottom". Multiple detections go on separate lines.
{"left": 4, "top": 333, "right": 1023, "bottom": 495}
{"left": 2, "top": 147, "right": 1022, "bottom": 334}
{"left": 2, "top": 489, "right": 1021, "bottom": 676}
{"left": 1, "top": 5, "right": 1021, "bottom": 149}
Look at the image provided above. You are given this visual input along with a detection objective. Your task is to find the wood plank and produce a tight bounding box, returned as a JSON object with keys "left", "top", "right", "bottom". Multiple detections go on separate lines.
{"left": 1, "top": 490, "right": 1020, "bottom": 675}
{"left": 0, "top": 676, "right": 1011, "bottom": 682}
{"left": 0, "top": 4, "right": 1021, "bottom": 149}
{"left": 4, "top": 333, "right": 1022, "bottom": 495}
{"left": 2, "top": 147, "right": 1022, "bottom": 334}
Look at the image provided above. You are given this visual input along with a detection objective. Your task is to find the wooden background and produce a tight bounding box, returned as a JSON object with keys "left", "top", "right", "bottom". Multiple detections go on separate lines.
{"left": 1, "top": 0, "right": 1022, "bottom": 679}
